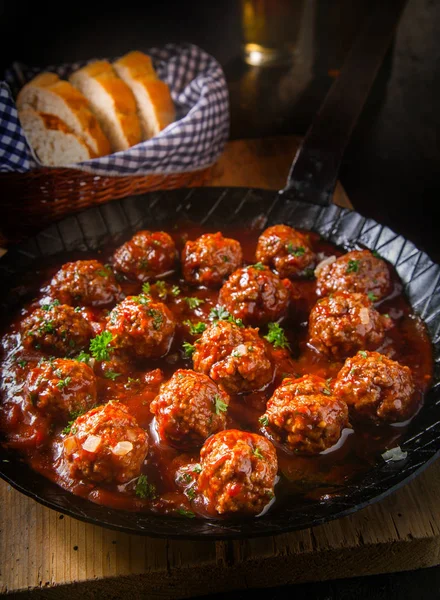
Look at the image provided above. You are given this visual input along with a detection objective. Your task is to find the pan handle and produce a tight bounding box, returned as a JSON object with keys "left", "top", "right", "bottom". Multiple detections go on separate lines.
{"left": 281, "top": 0, "right": 407, "bottom": 206}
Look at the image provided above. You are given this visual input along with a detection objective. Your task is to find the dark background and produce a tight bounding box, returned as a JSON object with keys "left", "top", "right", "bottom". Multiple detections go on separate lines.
{"left": 1, "top": 0, "right": 440, "bottom": 597}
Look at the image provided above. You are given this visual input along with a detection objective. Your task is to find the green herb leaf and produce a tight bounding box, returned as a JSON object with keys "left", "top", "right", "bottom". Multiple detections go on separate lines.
{"left": 135, "top": 474, "right": 157, "bottom": 499}
{"left": 75, "top": 351, "right": 91, "bottom": 364}
{"left": 367, "top": 292, "right": 378, "bottom": 302}
{"left": 259, "top": 415, "right": 269, "bottom": 427}
{"left": 252, "top": 262, "right": 266, "bottom": 271}
{"left": 62, "top": 408, "right": 86, "bottom": 435}
{"left": 142, "top": 282, "right": 151, "bottom": 295}
{"left": 90, "top": 331, "right": 114, "bottom": 361}
{"left": 184, "top": 320, "right": 207, "bottom": 335}
{"left": 264, "top": 322, "right": 290, "bottom": 350}
{"left": 155, "top": 280, "right": 167, "bottom": 299}
{"left": 183, "top": 342, "right": 196, "bottom": 358}
{"left": 372, "top": 250, "right": 381, "bottom": 259}
{"left": 209, "top": 306, "right": 230, "bottom": 321}
{"left": 104, "top": 370, "right": 121, "bottom": 381}
{"left": 147, "top": 308, "right": 163, "bottom": 330}
{"left": 56, "top": 376, "right": 72, "bottom": 389}
{"left": 135, "top": 294, "right": 150, "bottom": 305}
{"left": 96, "top": 269, "right": 110, "bottom": 277}
{"left": 222, "top": 255, "right": 229, "bottom": 263}
{"left": 346, "top": 259, "right": 360, "bottom": 274}
{"left": 192, "top": 464, "right": 202, "bottom": 474}
{"left": 253, "top": 447, "right": 264, "bottom": 459}
{"left": 171, "top": 285, "right": 181, "bottom": 297}
{"left": 184, "top": 297, "right": 205, "bottom": 310}
{"left": 322, "top": 387, "right": 332, "bottom": 396}
{"left": 358, "top": 350, "right": 368, "bottom": 359}
{"left": 185, "top": 487, "right": 196, "bottom": 501}
{"left": 17, "top": 359, "right": 27, "bottom": 368}
{"left": 177, "top": 508, "right": 195, "bottom": 518}
{"left": 303, "top": 268, "right": 315, "bottom": 280}
{"left": 287, "top": 243, "right": 305, "bottom": 257}
{"left": 214, "top": 395, "right": 228, "bottom": 415}
{"left": 41, "top": 299, "right": 60, "bottom": 311}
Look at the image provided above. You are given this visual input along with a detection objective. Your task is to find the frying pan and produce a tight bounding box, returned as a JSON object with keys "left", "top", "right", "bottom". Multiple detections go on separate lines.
{"left": 1, "top": 0, "right": 439, "bottom": 540}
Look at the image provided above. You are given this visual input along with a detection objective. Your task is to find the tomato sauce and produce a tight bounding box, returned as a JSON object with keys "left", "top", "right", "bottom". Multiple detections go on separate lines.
{"left": 0, "top": 223, "right": 434, "bottom": 521}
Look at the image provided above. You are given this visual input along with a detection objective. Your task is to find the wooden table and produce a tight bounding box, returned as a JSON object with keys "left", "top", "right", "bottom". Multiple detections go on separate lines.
{"left": 1, "top": 136, "right": 440, "bottom": 598}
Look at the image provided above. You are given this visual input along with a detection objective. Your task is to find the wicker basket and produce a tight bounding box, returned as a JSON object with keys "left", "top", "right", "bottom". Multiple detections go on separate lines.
{"left": 0, "top": 165, "right": 214, "bottom": 246}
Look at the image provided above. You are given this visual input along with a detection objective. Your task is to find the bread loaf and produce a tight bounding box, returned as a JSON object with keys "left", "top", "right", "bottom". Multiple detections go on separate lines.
{"left": 114, "top": 51, "right": 175, "bottom": 139}
{"left": 69, "top": 61, "right": 142, "bottom": 152}
{"left": 17, "top": 73, "right": 111, "bottom": 157}
{"left": 19, "top": 108, "right": 96, "bottom": 166}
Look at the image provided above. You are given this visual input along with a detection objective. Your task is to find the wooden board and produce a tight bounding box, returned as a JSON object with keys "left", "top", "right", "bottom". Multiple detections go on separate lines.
{"left": 1, "top": 136, "right": 439, "bottom": 598}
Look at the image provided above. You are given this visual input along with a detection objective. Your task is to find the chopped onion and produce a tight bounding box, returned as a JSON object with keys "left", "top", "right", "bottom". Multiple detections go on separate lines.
{"left": 359, "top": 307, "right": 370, "bottom": 325}
{"left": 82, "top": 435, "right": 102, "bottom": 453}
{"left": 112, "top": 441, "right": 133, "bottom": 456}
{"left": 314, "top": 255, "right": 336, "bottom": 278}
{"left": 382, "top": 446, "right": 408, "bottom": 462}
{"left": 63, "top": 436, "right": 77, "bottom": 455}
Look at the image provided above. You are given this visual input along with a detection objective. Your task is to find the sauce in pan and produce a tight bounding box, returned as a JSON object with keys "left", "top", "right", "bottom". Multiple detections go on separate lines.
{"left": 0, "top": 223, "right": 433, "bottom": 520}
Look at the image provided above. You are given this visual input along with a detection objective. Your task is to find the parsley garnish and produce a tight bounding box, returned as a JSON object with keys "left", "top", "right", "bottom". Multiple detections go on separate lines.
{"left": 253, "top": 447, "right": 264, "bottom": 459}
{"left": 192, "top": 464, "right": 202, "bottom": 474}
{"left": 346, "top": 259, "right": 360, "bottom": 274}
{"left": 17, "top": 359, "right": 27, "bottom": 368}
{"left": 264, "top": 322, "right": 290, "bottom": 350}
{"left": 184, "top": 320, "right": 207, "bottom": 335}
{"left": 41, "top": 299, "right": 60, "bottom": 311}
{"left": 148, "top": 308, "right": 163, "bottom": 330}
{"left": 104, "top": 370, "right": 121, "bottom": 381}
{"left": 184, "top": 297, "right": 205, "bottom": 310}
{"left": 56, "top": 376, "right": 71, "bottom": 389}
{"left": 252, "top": 262, "right": 266, "bottom": 271}
{"left": 135, "top": 474, "right": 157, "bottom": 499}
{"left": 303, "top": 268, "right": 315, "bottom": 279}
{"left": 62, "top": 408, "right": 85, "bottom": 435}
{"left": 367, "top": 292, "right": 378, "bottom": 302}
{"left": 287, "top": 243, "right": 305, "bottom": 257}
{"left": 142, "top": 282, "right": 151, "bottom": 295}
{"left": 177, "top": 508, "right": 195, "bottom": 518}
{"left": 134, "top": 294, "right": 150, "bottom": 305}
{"left": 209, "top": 306, "right": 244, "bottom": 327}
{"left": 75, "top": 351, "right": 91, "bottom": 364}
{"left": 183, "top": 342, "right": 196, "bottom": 358}
{"left": 259, "top": 415, "right": 269, "bottom": 427}
{"left": 222, "top": 255, "right": 229, "bottom": 262}
{"left": 97, "top": 269, "right": 110, "bottom": 277}
{"left": 372, "top": 250, "right": 381, "bottom": 259}
{"left": 185, "top": 487, "right": 196, "bottom": 501}
{"left": 155, "top": 280, "right": 167, "bottom": 299}
{"left": 39, "top": 321, "right": 55, "bottom": 334}
{"left": 90, "top": 331, "right": 114, "bottom": 361}
{"left": 358, "top": 350, "right": 368, "bottom": 359}
{"left": 171, "top": 285, "right": 180, "bottom": 297}
{"left": 214, "top": 395, "right": 228, "bottom": 415}
{"left": 322, "top": 387, "right": 332, "bottom": 396}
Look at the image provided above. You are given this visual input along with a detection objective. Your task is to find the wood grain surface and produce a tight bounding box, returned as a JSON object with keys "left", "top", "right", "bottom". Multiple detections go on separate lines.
{"left": 1, "top": 136, "right": 439, "bottom": 598}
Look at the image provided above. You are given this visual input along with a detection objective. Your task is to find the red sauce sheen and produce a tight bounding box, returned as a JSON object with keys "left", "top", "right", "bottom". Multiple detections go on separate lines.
{"left": 0, "top": 223, "right": 434, "bottom": 521}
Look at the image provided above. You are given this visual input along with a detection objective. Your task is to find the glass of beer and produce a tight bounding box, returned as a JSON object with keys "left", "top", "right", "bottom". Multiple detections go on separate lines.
{"left": 240, "top": 0, "right": 307, "bottom": 66}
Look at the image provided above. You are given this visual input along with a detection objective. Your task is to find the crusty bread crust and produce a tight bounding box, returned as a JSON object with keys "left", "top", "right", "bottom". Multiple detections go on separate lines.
{"left": 114, "top": 51, "right": 175, "bottom": 140}
{"left": 17, "top": 73, "right": 111, "bottom": 157}
{"left": 69, "top": 61, "right": 142, "bottom": 151}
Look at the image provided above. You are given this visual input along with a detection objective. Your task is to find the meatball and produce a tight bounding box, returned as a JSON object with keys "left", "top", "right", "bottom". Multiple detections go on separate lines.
{"left": 192, "top": 320, "right": 273, "bottom": 394}
{"left": 21, "top": 303, "right": 93, "bottom": 357}
{"left": 106, "top": 296, "right": 175, "bottom": 358}
{"left": 218, "top": 265, "right": 290, "bottom": 326}
{"left": 63, "top": 401, "right": 149, "bottom": 483}
{"left": 182, "top": 232, "right": 243, "bottom": 287}
{"left": 150, "top": 369, "right": 229, "bottom": 449}
{"left": 198, "top": 429, "right": 278, "bottom": 516}
{"left": 255, "top": 224, "right": 315, "bottom": 278}
{"left": 334, "top": 351, "right": 417, "bottom": 423}
{"left": 113, "top": 230, "right": 177, "bottom": 282}
{"left": 308, "top": 292, "right": 390, "bottom": 360}
{"left": 25, "top": 358, "right": 97, "bottom": 419}
{"left": 49, "top": 260, "right": 122, "bottom": 307}
{"left": 316, "top": 250, "right": 391, "bottom": 300}
{"left": 261, "top": 375, "right": 349, "bottom": 454}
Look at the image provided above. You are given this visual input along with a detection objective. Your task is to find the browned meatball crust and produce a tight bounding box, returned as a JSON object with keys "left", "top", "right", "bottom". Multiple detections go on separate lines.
{"left": 63, "top": 401, "right": 149, "bottom": 483}
{"left": 255, "top": 224, "right": 315, "bottom": 278}
{"left": 192, "top": 320, "right": 273, "bottom": 394}
{"left": 198, "top": 429, "right": 278, "bottom": 516}
{"left": 218, "top": 265, "right": 290, "bottom": 326}
{"left": 182, "top": 232, "right": 243, "bottom": 287}
{"left": 308, "top": 292, "right": 390, "bottom": 360}
{"left": 25, "top": 358, "right": 97, "bottom": 419}
{"left": 334, "top": 351, "right": 417, "bottom": 423}
{"left": 150, "top": 369, "right": 229, "bottom": 449}
{"left": 49, "top": 260, "right": 122, "bottom": 307}
{"left": 106, "top": 296, "right": 175, "bottom": 359}
{"left": 261, "top": 375, "right": 349, "bottom": 454}
{"left": 113, "top": 230, "right": 177, "bottom": 282}
{"left": 316, "top": 250, "right": 391, "bottom": 300}
{"left": 21, "top": 303, "right": 93, "bottom": 357}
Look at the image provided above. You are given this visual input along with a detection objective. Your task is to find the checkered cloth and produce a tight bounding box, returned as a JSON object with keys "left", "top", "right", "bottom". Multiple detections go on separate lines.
{"left": 0, "top": 44, "right": 229, "bottom": 176}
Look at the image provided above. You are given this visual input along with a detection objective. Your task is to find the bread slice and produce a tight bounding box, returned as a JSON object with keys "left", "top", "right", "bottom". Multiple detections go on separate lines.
{"left": 113, "top": 51, "right": 175, "bottom": 140}
{"left": 69, "top": 61, "right": 142, "bottom": 152}
{"left": 19, "top": 108, "right": 96, "bottom": 166}
{"left": 17, "top": 73, "right": 111, "bottom": 157}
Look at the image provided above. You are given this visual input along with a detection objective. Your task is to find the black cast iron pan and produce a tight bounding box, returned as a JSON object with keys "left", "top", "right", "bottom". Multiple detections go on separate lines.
{"left": 2, "top": 0, "right": 439, "bottom": 540}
